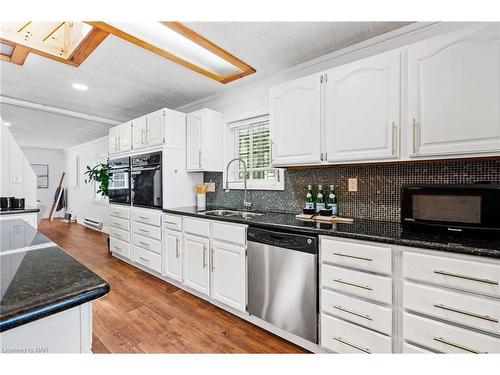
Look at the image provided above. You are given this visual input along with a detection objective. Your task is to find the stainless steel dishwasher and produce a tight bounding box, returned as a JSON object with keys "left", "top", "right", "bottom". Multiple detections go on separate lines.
{"left": 247, "top": 227, "right": 318, "bottom": 343}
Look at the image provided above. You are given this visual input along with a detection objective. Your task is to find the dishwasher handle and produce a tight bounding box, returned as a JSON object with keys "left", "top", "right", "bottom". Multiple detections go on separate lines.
{"left": 247, "top": 227, "right": 317, "bottom": 254}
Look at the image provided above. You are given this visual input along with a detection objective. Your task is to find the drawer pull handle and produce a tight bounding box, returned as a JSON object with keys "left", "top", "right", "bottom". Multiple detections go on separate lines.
{"left": 434, "top": 270, "right": 498, "bottom": 285}
{"left": 176, "top": 238, "right": 180, "bottom": 258}
{"left": 139, "top": 229, "right": 149, "bottom": 233}
{"left": 434, "top": 304, "right": 498, "bottom": 323}
{"left": 113, "top": 246, "right": 121, "bottom": 251}
{"left": 164, "top": 221, "right": 177, "bottom": 225}
{"left": 139, "top": 241, "right": 150, "bottom": 247}
{"left": 139, "top": 216, "right": 149, "bottom": 220}
{"left": 139, "top": 256, "right": 149, "bottom": 263}
{"left": 433, "top": 337, "right": 485, "bottom": 354}
{"left": 333, "top": 337, "right": 371, "bottom": 354}
{"left": 333, "top": 278, "right": 373, "bottom": 291}
{"left": 333, "top": 305, "right": 373, "bottom": 321}
{"left": 113, "top": 222, "right": 121, "bottom": 227}
{"left": 333, "top": 252, "right": 373, "bottom": 262}
{"left": 203, "top": 245, "right": 207, "bottom": 268}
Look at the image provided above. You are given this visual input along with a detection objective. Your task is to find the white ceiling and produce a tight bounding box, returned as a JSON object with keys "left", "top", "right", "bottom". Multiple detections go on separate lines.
{"left": 0, "top": 22, "right": 411, "bottom": 149}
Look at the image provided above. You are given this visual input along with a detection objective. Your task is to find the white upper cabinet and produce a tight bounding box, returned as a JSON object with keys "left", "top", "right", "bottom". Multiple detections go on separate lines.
{"left": 146, "top": 109, "right": 164, "bottom": 147}
{"left": 407, "top": 23, "right": 500, "bottom": 158}
{"left": 119, "top": 122, "right": 132, "bottom": 152}
{"left": 186, "top": 109, "right": 224, "bottom": 172}
{"left": 269, "top": 73, "right": 322, "bottom": 166}
{"left": 109, "top": 125, "right": 120, "bottom": 154}
{"left": 323, "top": 50, "right": 401, "bottom": 162}
{"left": 132, "top": 115, "right": 148, "bottom": 150}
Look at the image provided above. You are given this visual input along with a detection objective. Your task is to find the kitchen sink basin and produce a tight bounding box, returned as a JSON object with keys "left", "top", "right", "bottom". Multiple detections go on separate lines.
{"left": 202, "top": 210, "right": 263, "bottom": 219}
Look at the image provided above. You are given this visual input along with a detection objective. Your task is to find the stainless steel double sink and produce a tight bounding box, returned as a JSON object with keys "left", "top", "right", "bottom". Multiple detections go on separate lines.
{"left": 201, "top": 209, "right": 263, "bottom": 219}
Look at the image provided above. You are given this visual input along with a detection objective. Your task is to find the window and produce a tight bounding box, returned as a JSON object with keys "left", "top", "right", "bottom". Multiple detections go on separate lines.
{"left": 226, "top": 114, "right": 284, "bottom": 191}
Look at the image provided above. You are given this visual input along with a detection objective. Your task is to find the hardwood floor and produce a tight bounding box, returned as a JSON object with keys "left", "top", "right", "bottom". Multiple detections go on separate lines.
{"left": 38, "top": 219, "right": 308, "bottom": 354}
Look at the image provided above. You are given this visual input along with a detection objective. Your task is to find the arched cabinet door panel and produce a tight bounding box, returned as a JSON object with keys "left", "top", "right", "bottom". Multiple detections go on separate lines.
{"left": 408, "top": 23, "right": 500, "bottom": 158}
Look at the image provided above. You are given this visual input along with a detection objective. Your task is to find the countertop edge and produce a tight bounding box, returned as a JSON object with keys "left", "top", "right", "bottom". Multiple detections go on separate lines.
{"left": 162, "top": 208, "right": 500, "bottom": 259}
{"left": 0, "top": 208, "right": 40, "bottom": 216}
{"left": 0, "top": 283, "right": 110, "bottom": 333}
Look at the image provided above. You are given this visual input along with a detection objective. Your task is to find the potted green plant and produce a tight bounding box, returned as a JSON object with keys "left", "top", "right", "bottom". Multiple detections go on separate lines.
{"left": 84, "top": 161, "right": 110, "bottom": 250}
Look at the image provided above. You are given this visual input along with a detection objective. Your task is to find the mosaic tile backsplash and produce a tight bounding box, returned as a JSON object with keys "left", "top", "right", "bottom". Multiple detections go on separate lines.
{"left": 204, "top": 159, "right": 500, "bottom": 222}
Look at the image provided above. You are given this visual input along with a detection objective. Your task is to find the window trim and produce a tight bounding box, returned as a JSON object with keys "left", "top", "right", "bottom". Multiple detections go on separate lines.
{"left": 223, "top": 110, "right": 284, "bottom": 191}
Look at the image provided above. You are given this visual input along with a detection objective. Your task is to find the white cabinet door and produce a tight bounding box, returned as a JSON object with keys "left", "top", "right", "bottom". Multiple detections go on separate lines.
{"left": 132, "top": 116, "right": 147, "bottom": 150}
{"left": 270, "top": 73, "right": 322, "bottom": 166}
{"left": 119, "top": 122, "right": 132, "bottom": 152}
{"left": 408, "top": 23, "right": 500, "bottom": 158}
{"left": 186, "top": 111, "right": 203, "bottom": 171}
{"left": 146, "top": 109, "right": 164, "bottom": 147}
{"left": 210, "top": 240, "right": 246, "bottom": 312}
{"left": 324, "top": 50, "right": 400, "bottom": 162}
{"left": 109, "top": 126, "right": 120, "bottom": 154}
{"left": 183, "top": 234, "right": 210, "bottom": 295}
{"left": 163, "top": 229, "right": 182, "bottom": 282}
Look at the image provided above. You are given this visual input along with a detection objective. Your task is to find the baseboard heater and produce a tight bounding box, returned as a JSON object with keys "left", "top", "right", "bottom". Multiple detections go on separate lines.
{"left": 83, "top": 218, "right": 103, "bottom": 230}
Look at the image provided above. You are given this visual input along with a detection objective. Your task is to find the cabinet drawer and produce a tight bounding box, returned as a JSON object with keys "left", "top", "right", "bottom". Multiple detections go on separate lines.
{"left": 110, "top": 226, "right": 130, "bottom": 243}
{"left": 402, "top": 342, "right": 433, "bottom": 354}
{"left": 320, "top": 314, "right": 392, "bottom": 353}
{"left": 133, "top": 246, "right": 162, "bottom": 274}
{"left": 321, "top": 289, "right": 392, "bottom": 335}
{"left": 212, "top": 222, "right": 246, "bottom": 246}
{"left": 109, "top": 206, "right": 130, "bottom": 220}
{"left": 403, "top": 252, "right": 500, "bottom": 298}
{"left": 321, "top": 237, "right": 392, "bottom": 275}
{"left": 132, "top": 210, "right": 161, "bottom": 227}
{"left": 163, "top": 214, "right": 182, "bottom": 231}
{"left": 183, "top": 217, "right": 210, "bottom": 237}
{"left": 321, "top": 264, "right": 392, "bottom": 304}
{"left": 110, "top": 217, "right": 130, "bottom": 231}
{"left": 404, "top": 313, "right": 500, "bottom": 354}
{"left": 132, "top": 233, "right": 162, "bottom": 254}
{"left": 110, "top": 237, "right": 130, "bottom": 259}
{"left": 133, "top": 222, "right": 161, "bottom": 240}
{"left": 404, "top": 281, "right": 500, "bottom": 335}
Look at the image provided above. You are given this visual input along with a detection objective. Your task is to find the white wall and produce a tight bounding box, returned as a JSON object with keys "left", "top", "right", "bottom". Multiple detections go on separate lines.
{"left": 0, "top": 123, "right": 37, "bottom": 206}
{"left": 63, "top": 136, "right": 110, "bottom": 232}
{"left": 21, "top": 147, "right": 64, "bottom": 218}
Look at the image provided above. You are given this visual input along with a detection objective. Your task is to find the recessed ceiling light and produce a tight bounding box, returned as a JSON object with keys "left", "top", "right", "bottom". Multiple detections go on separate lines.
{"left": 72, "top": 83, "right": 88, "bottom": 91}
{"left": 4, "top": 122, "right": 12, "bottom": 127}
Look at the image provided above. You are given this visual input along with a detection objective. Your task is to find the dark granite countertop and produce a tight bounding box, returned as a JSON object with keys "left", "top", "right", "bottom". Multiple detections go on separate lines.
{"left": 0, "top": 207, "right": 40, "bottom": 215}
{"left": 0, "top": 220, "right": 109, "bottom": 332}
{"left": 163, "top": 206, "right": 500, "bottom": 259}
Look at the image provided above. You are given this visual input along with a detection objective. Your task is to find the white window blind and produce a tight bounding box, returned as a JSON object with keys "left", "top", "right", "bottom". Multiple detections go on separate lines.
{"left": 231, "top": 116, "right": 278, "bottom": 184}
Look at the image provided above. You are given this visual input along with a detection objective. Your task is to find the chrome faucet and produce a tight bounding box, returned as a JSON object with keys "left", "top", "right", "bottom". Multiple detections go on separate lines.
{"left": 225, "top": 158, "right": 252, "bottom": 209}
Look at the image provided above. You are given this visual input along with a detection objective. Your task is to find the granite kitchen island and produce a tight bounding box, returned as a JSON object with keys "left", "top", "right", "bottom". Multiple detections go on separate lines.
{"left": 0, "top": 219, "right": 109, "bottom": 353}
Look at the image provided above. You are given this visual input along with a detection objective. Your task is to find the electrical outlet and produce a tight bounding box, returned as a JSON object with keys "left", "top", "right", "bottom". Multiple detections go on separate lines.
{"left": 348, "top": 178, "right": 358, "bottom": 192}
{"left": 205, "top": 181, "right": 216, "bottom": 192}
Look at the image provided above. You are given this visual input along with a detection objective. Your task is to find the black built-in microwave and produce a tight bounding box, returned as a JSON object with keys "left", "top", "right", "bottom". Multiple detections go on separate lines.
{"left": 401, "top": 184, "right": 500, "bottom": 238}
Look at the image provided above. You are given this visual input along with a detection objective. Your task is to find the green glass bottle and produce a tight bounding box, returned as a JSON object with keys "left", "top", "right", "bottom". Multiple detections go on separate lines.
{"left": 316, "top": 184, "right": 325, "bottom": 213}
{"left": 305, "top": 184, "right": 315, "bottom": 210}
{"left": 326, "top": 184, "right": 338, "bottom": 215}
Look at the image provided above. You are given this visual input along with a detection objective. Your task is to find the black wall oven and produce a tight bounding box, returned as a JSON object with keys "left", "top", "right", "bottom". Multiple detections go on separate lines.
{"left": 401, "top": 184, "right": 500, "bottom": 237}
{"left": 108, "top": 157, "right": 131, "bottom": 205}
{"left": 131, "top": 152, "right": 162, "bottom": 210}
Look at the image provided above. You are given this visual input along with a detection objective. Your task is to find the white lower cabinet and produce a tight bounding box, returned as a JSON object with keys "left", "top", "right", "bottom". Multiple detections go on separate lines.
{"left": 133, "top": 245, "right": 162, "bottom": 274}
{"left": 183, "top": 233, "right": 210, "bottom": 296}
{"left": 163, "top": 229, "right": 182, "bottom": 282}
{"left": 210, "top": 240, "right": 246, "bottom": 312}
{"left": 110, "top": 237, "right": 130, "bottom": 259}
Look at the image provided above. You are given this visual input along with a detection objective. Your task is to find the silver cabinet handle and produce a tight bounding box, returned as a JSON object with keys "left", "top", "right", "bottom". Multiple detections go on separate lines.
{"left": 333, "top": 252, "right": 373, "bottom": 262}
{"left": 333, "top": 278, "right": 373, "bottom": 291}
{"left": 202, "top": 244, "right": 207, "bottom": 268}
{"left": 113, "top": 246, "right": 121, "bottom": 252}
{"left": 139, "top": 229, "right": 149, "bottom": 233}
{"left": 333, "top": 337, "right": 371, "bottom": 354}
{"left": 139, "top": 256, "right": 149, "bottom": 263}
{"left": 433, "top": 337, "right": 484, "bottom": 354}
{"left": 176, "top": 238, "right": 180, "bottom": 259}
{"left": 391, "top": 121, "right": 397, "bottom": 155}
{"left": 325, "top": 153, "right": 328, "bottom": 162}
{"left": 320, "top": 152, "right": 324, "bottom": 162}
{"left": 139, "top": 241, "right": 149, "bottom": 247}
{"left": 139, "top": 216, "right": 149, "bottom": 220}
{"left": 412, "top": 118, "right": 417, "bottom": 154}
{"left": 434, "top": 270, "right": 498, "bottom": 285}
{"left": 198, "top": 149, "right": 202, "bottom": 167}
{"left": 164, "top": 220, "right": 177, "bottom": 225}
{"left": 211, "top": 248, "right": 215, "bottom": 272}
{"left": 333, "top": 305, "right": 373, "bottom": 321}
{"left": 113, "top": 222, "right": 121, "bottom": 227}
{"left": 434, "top": 304, "right": 498, "bottom": 323}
